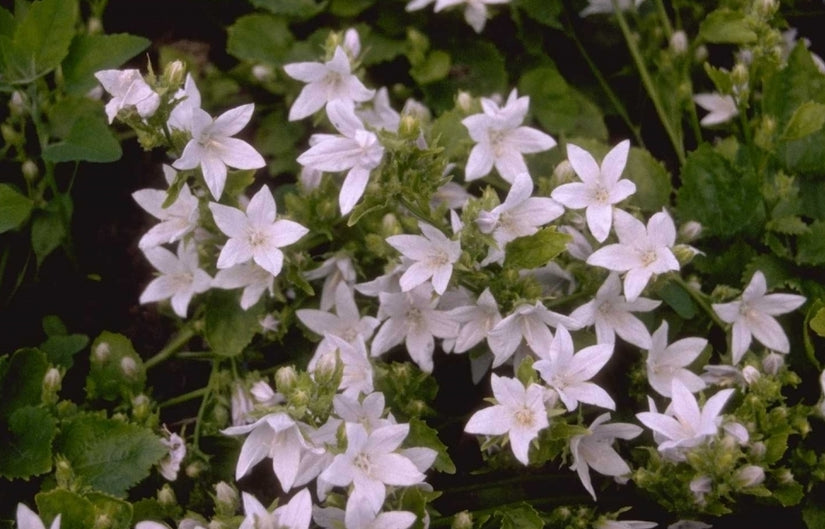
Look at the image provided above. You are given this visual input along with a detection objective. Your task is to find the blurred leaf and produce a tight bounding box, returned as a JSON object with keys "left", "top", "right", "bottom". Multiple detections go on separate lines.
{"left": 56, "top": 414, "right": 166, "bottom": 497}
{"left": 699, "top": 8, "right": 756, "bottom": 44}
{"left": 204, "top": 290, "right": 262, "bottom": 357}
{"left": 43, "top": 98, "right": 121, "bottom": 163}
{"left": 803, "top": 502, "right": 825, "bottom": 529}
{"left": 677, "top": 144, "right": 763, "bottom": 238}
{"left": 424, "top": 40, "right": 507, "bottom": 112}
{"left": 249, "top": 0, "right": 326, "bottom": 18}
{"left": 496, "top": 503, "right": 544, "bottom": 529}
{"left": 86, "top": 331, "right": 145, "bottom": 401}
{"left": 625, "top": 146, "right": 672, "bottom": 212}
{"left": 330, "top": 0, "right": 373, "bottom": 16}
{"left": 0, "top": 0, "right": 77, "bottom": 84}
{"left": 31, "top": 194, "right": 72, "bottom": 267}
{"left": 0, "top": 348, "right": 48, "bottom": 421}
{"left": 504, "top": 227, "right": 571, "bottom": 270}
{"left": 0, "top": 405, "right": 56, "bottom": 479}
{"left": 810, "top": 307, "right": 825, "bottom": 338}
{"left": 407, "top": 418, "right": 456, "bottom": 474}
{"left": 62, "top": 33, "right": 149, "bottom": 94}
{"left": 657, "top": 280, "right": 697, "bottom": 319}
{"left": 515, "top": 0, "right": 562, "bottom": 29}
{"left": 86, "top": 492, "right": 133, "bottom": 529}
{"left": 796, "top": 220, "right": 825, "bottom": 265}
{"left": 0, "top": 183, "right": 33, "bottom": 233}
{"left": 410, "top": 50, "right": 450, "bottom": 85}
{"left": 40, "top": 334, "right": 88, "bottom": 369}
{"left": 227, "top": 14, "right": 294, "bottom": 66}
{"left": 781, "top": 101, "right": 825, "bottom": 141}
{"left": 36, "top": 489, "right": 96, "bottom": 529}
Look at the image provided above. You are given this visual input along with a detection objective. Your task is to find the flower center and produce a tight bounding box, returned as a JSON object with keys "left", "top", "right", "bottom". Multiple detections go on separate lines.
{"left": 639, "top": 248, "right": 658, "bottom": 267}
{"left": 514, "top": 406, "right": 535, "bottom": 428}
{"left": 430, "top": 249, "right": 450, "bottom": 267}
{"left": 353, "top": 453, "right": 372, "bottom": 475}
{"left": 247, "top": 228, "right": 268, "bottom": 249}
{"left": 488, "top": 130, "right": 507, "bottom": 157}
{"left": 593, "top": 184, "right": 610, "bottom": 204}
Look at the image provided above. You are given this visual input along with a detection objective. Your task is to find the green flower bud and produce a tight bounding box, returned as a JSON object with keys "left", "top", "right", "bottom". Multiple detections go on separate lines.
{"left": 214, "top": 481, "right": 239, "bottom": 515}
{"left": 157, "top": 483, "right": 177, "bottom": 507}
{"left": 314, "top": 352, "right": 339, "bottom": 386}
{"left": 456, "top": 91, "right": 473, "bottom": 113}
{"left": 252, "top": 64, "right": 274, "bottom": 82}
{"left": 451, "top": 511, "right": 473, "bottom": 529}
{"left": 9, "top": 91, "right": 26, "bottom": 117}
{"left": 94, "top": 342, "right": 111, "bottom": 363}
{"left": 120, "top": 356, "right": 139, "bottom": 380}
{"left": 22, "top": 160, "right": 39, "bottom": 183}
{"left": 186, "top": 460, "right": 207, "bottom": 478}
{"left": 1, "top": 124, "right": 20, "bottom": 145}
{"left": 670, "top": 30, "right": 688, "bottom": 55}
{"left": 399, "top": 114, "right": 419, "bottom": 138}
{"left": 93, "top": 514, "right": 112, "bottom": 529}
{"left": 275, "top": 366, "right": 299, "bottom": 393}
{"left": 735, "top": 465, "right": 765, "bottom": 487}
{"left": 42, "top": 367, "right": 62, "bottom": 405}
{"left": 162, "top": 60, "right": 186, "bottom": 88}
{"left": 87, "top": 17, "right": 103, "bottom": 35}
{"left": 732, "top": 63, "right": 749, "bottom": 88}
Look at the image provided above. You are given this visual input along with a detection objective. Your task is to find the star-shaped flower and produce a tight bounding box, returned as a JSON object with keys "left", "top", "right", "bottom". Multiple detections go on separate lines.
{"left": 212, "top": 261, "right": 275, "bottom": 310}
{"left": 712, "top": 270, "right": 805, "bottom": 364}
{"left": 172, "top": 104, "right": 265, "bottom": 200}
{"left": 694, "top": 93, "right": 739, "bottom": 127}
{"left": 95, "top": 69, "right": 159, "bottom": 123}
{"left": 487, "top": 301, "right": 580, "bottom": 368}
{"left": 587, "top": 209, "right": 680, "bottom": 302}
{"left": 239, "top": 489, "right": 312, "bottom": 529}
{"left": 433, "top": 0, "right": 512, "bottom": 33}
{"left": 284, "top": 46, "right": 375, "bottom": 121}
{"left": 551, "top": 140, "right": 636, "bottom": 242}
{"left": 646, "top": 321, "right": 707, "bottom": 397}
{"left": 462, "top": 89, "right": 556, "bottom": 183}
{"left": 570, "top": 273, "right": 660, "bottom": 349}
{"left": 209, "top": 185, "right": 309, "bottom": 278}
{"left": 448, "top": 287, "right": 503, "bottom": 353}
{"left": 464, "top": 374, "right": 549, "bottom": 465}
{"left": 386, "top": 222, "right": 461, "bottom": 295}
{"left": 139, "top": 241, "right": 212, "bottom": 318}
{"left": 570, "top": 413, "right": 642, "bottom": 500}
{"left": 132, "top": 165, "right": 199, "bottom": 249}
{"left": 533, "top": 326, "right": 615, "bottom": 411}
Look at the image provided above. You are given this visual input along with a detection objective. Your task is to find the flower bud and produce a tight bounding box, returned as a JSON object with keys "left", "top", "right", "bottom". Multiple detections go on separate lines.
{"left": 742, "top": 365, "right": 761, "bottom": 385}
{"left": 694, "top": 45, "right": 709, "bottom": 63}
{"left": 456, "top": 91, "right": 473, "bottom": 112}
{"left": 399, "top": 114, "right": 419, "bottom": 138}
{"left": 132, "top": 394, "right": 152, "bottom": 421}
{"left": 120, "top": 356, "right": 139, "bottom": 380}
{"left": 157, "top": 483, "right": 177, "bottom": 507}
{"left": 43, "top": 367, "right": 62, "bottom": 397}
{"left": 314, "top": 352, "right": 339, "bottom": 386}
{"left": 343, "top": 28, "right": 361, "bottom": 58}
{"left": 163, "top": 60, "right": 186, "bottom": 88}
{"left": 381, "top": 213, "right": 403, "bottom": 237}
{"left": 451, "top": 511, "right": 473, "bottom": 529}
{"left": 750, "top": 441, "right": 766, "bottom": 459}
{"left": 22, "top": 160, "right": 39, "bottom": 183}
{"left": 87, "top": 17, "right": 103, "bottom": 35}
{"left": 9, "top": 91, "right": 26, "bottom": 117}
{"left": 250, "top": 380, "right": 278, "bottom": 405}
{"left": 732, "top": 63, "right": 749, "bottom": 88}
{"left": 94, "top": 342, "right": 111, "bottom": 363}
{"left": 755, "top": 0, "right": 778, "bottom": 19}
{"left": 252, "top": 64, "right": 274, "bottom": 82}
{"left": 674, "top": 244, "right": 701, "bottom": 266}
{"left": 552, "top": 159, "right": 576, "bottom": 185}
{"left": 670, "top": 30, "right": 688, "bottom": 55}
{"left": 678, "top": 221, "right": 702, "bottom": 242}
{"left": 93, "top": 513, "right": 112, "bottom": 529}
{"left": 214, "top": 481, "right": 239, "bottom": 515}
{"left": 291, "top": 388, "right": 310, "bottom": 408}
{"left": 775, "top": 467, "right": 794, "bottom": 484}
{"left": 2, "top": 124, "right": 20, "bottom": 145}
{"left": 55, "top": 456, "right": 73, "bottom": 486}
{"left": 185, "top": 460, "right": 207, "bottom": 478}
{"left": 762, "top": 352, "right": 784, "bottom": 375}
{"left": 275, "top": 366, "right": 298, "bottom": 393}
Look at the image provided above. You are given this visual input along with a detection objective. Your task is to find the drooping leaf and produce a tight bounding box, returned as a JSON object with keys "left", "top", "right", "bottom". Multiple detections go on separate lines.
{"left": 504, "top": 227, "right": 571, "bottom": 270}
{"left": 56, "top": 413, "right": 167, "bottom": 497}
{"left": 61, "top": 33, "right": 149, "bottom": 94}
{"left": 227, "top": 14, "right": 294, "bottom": 66}
{"left": 657, "top": 280, "right": 697, "bottom": 320}
{"left": 0, "top": 405, "right": 56, "bottom": 479}
{"left": 30, "top": 194, "right": 72, "bottom": 267}
{"left": 204, "top": 290, "right": 262, "bottom": 357}
{"left": 0, "top": 183, "right": 33, "bottom": 233}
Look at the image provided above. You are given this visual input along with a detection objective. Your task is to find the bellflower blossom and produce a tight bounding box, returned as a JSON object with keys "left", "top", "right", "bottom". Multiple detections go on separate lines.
{"left": 570, "top": 413, "right": 642, "bottom": 500}
{"left": 16, "top": 504, "right": 60, "bottom": 529}
{"left": 284, "top": 46, "right": 375, "bottom": 121}
{"left": 139, "top": 241, "right": 211, "bottom": 318}
{"left": 132, "top": 165, "right": 199, "bottom": 249}
{"left": 693, "top": 93, "right": 739, "bottom": 127}
{"left": 487, "top": 301, "right": 580, "bottom": 367}
{"left": 551, "top": 140, "right": 636, "bottom": 242}
{"left": 212, "top": 261, "right": 275, "bottom": 310}
{"left": 462, "top": 89, "right": 556, "bottom": 183}
{"left": 239, "top": 489, "right": 312, "bottom": 529}
{"left": 580, "top": 0, "right": 645, "bottom": 16}
{"left": 386, "top": 222, "right": 461, "bottom": 295}
{"left": 711, "top": 270, "right": 806, "bottom": 364}
{"left": 448, "top": 287, "right": 503, "bottom": 353}
{"left": 95, "top": 69, "right": 160, "bottom": 123}
{"left": 646, "top": 321, "right": 707, "bottom": 397}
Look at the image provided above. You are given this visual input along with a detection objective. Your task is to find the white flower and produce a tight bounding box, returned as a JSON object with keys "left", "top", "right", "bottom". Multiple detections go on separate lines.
{"left": 239, "top": 489, "right": 312, "bottom": 529}
{"left": 333, "top": 392, "right": 391, "bottom": 432}
{"left": 636, "top": 380, "right": 735, "bottom": 459}
{"left": 433, "top": 0, "right": 511, "bottom": 33}
{"left": 464, "top": 374, "right": 549, "bottom": 465}
{"left": 168, "top": 73, "right": 202, "bottom": 132}
{"left": 386, "top": 222, "right": 461, "bottom": 295}
{"left": 712, "top": 270, "right": 805, "bottom": 364}
{"left": 16, "top": 504, "right": 60, "bottom": 529}
{"left": 158, "top": 431, "right": 186, "bottom": 481}
{"left": 533, "top": 326, "right": 616, "bottom": 411}
{"left": 693, "top": 93, "right": 739, "bottom": 127}
{"left": 284, "top": 46, "right": 375, "bottom": 121}
{"left": 551, "top": 140, "right": 636, "bottom": 242}
{"left": 320, "top": 423, "right": 426, "bottom": 516}
{"left": 94, "top": 69, "right": 159, "bottom": 123}
{"left": 448, "top": 287, "right": 502, "bottom": 353}
{"left": 209, "top": 185, "right": 309, "bottom": 278}
{"left": 370, "top": 284, "right": 459, "bottom": 373}
{"left": 597, "top": 520, "right": 657, "bottom": 529}
{"left": 139, "top": 241, "right": 212, "bottom": 318}
{"left": 580, "top": 0, "right": 644, "bottom": 16}
{"left": 222, "top": 413, "right": 320, "bottom": 491}
{"left": 487, "top": 301, "right": 581, "bottom": 368}
{"left": 570, "top": 413, "right": 642, "bottom": 500}
{"left": 476, "top": 172, "right": 564, "bottom": 263}
{"left": 462, "top": 89, "right": 556, "bottom": 183}
{"left": 305, "top": 253, "right": 357, "bottom": 311}
{"left": 212, "top": 262, "right": 275, "bottom": 310}
{"left": 357, "top": 87, "right": 401, "bottom": 132}
{"left": 569, "top": 273, "right": 660, "bottom": 349}
{"left": 132, "top": 166, "right": 199, "bottom": 250}
{"left": 297, "top": 100, "right": 385, "bottom": 214}
{"left": 313, "top": 506, "right": 416, "bottom": 529}
{"left": 587, "top": 209, "right": 680, "bottom": 302}
{"left": 646, "top": 321, "right": 707, "bottom": 397}
{"left": 172, "top": 104, "right": 265, "bottom": 200}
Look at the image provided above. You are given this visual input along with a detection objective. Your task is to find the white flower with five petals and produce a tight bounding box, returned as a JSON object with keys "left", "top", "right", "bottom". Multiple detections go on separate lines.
{"left": 386, "top": 222, "right": 461, "bottom": 295}
{"left": 570, "top": 413, "right": 642, "bottom": 500}
{"left": 95, "top": 69, "right": 159, "bottom": 123}
{"left": 132, "top": 166, "right": 199, "bottom": 249}
{"left": 487, "top": 301, "right": 580, "bottom": 368}
{"left": 139, "top": 241, "right": 212, "bottom": 318}
{"left": 646, "top": 321, "right": 707, "bottom": 397}
{"left": 694, "top": 93, "right": 739, "bottom": 127}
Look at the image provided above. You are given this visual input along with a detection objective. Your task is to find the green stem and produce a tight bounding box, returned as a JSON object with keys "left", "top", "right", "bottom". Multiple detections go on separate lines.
{"left": 192, "top": 359, "right": 221, "bottom": 456}
{"left": 611, "top": 0, "right": 686, "bottom": 165}
{"left": 672, "top": 275, "right": 726, "bottom": 328}
{"left": 653, "top": 0, "right": 674, "bottom": 37}
{"left": 159, "top": 387, "right": 208, "bottom": 409}
{"left": 565, "top": 17, "right": 645, "bottom": 148}
{"left": 144, "top": 326, "right": 196, "bottom": 370}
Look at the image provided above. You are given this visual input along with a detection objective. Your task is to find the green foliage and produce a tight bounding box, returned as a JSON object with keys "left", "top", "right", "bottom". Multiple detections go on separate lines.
{"left": 86, "top": 332, "right": 146, "bottom": 401}
{"left": 227, "top": 14, "right": 294, "bottom": 66}
{"left": 204, "top": 290, "right": 263, "bottom": 357}
{"left": 40, "top": 315, "right": 88, "bottom": 369}
{"left": 0, "top": 183, "right": 34, "bottom": 233}
{"left": 0, "top": 348, "right": 48, "bottom": 420}
{"left": 0, "top": 405, "right": 57, "bottom": 479}
{"left": 407, "top": 418, "right": 456, "bottom": 474}
{"left": 250, "top": 0, "right": 327, "bottom": 19}
{"left": 61, "top": 34, "right": 150, "bottom": 95}
{"left": 43, "top": 98, "right": 121, "bottom": 163}
{"left": 781, "top": 101, "right": 825, "bottom": 141}
{"left": 810, "top": 307, "right": 825, "bottom": 338}
{"left": 495, "top": 502, "right": 544, "bottom": 529}
{"left": 503, "top": 227, "right": 570, "bottom": 270}
{"left": 698, "top": 8, "right": 757, "bottom": 44}
{"left": 56, "top": 413, "right": 167, "bottom": 497}
{"left": 36, "top": 489, "right": 96, "bottom": 529}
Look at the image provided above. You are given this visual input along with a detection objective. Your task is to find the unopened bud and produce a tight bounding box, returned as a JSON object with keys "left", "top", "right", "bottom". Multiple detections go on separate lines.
{"left": 451, "top": 511, "right": 473, "bottom": 529}
{"left": 55, "top": 456, "right": 73, "bottom": 486}
{"left": 399, "top": 114, "right": 419, "bottom": 138}
{"left": 408, "top": 399, "right": 428, "bottom": 416}
{"left": 163, "top": 60, "right": 186, "bottom": 87}
{"left": 250, "top": 380, "right": 278, "bottom": 404}
{"left": 381, "top": 213, "right": 403, "bottom": 237}
{"left": 674, "top": 244, "right": 701, "bottom": 266}
{"left": 679, "top": 220, "right": 702, "bottom": 242}
{"left": 94, "top": 342, "right": 111, "bottom": 363}
{"left": 742, "top": 365, "right": 761, "bottom": 385}
{"left": 214, "top": 481, "right": 239, "bottom": 515}
{"left": 732, "top": 63, "right": 749, "bottom": 88}
{"left": 756, "top": 0, "right": 778, "bottom": 18}
{"left": 185, "top": 460, "right": 207, "bottom": 478}
{"left": 734, "top": 465, "right": 764, "bottom": 487}
{"left": 252, "top": 64, "right": 274, "bottom": 82}
{"left": 93, "top": 513, "right": 112, "bottom": 529}
{"left": 775, "top": 467, "right": 794, "bottom": 484}
{"left": 275, "top": 366, "right": 298, "bottom": 393}
{"left": 2, "top": 124, "right": 20, "bottom": 145}
{"left": 291, "top": 388, "right": 310, "bottom": 407}
{"left": 552, "top": 159, "right": 576, "bottom": 184}
{"left": 670, "top": 30, "right": 688, "bottom": 55}
{"left": 9, "top": 91, "right": 26, "bottom": 117}
{"left": 314, "top": 352, "right": 338, "bottom": 385}
{"left": 43, "top": 367, "right": 62, "bottom": 393}
{"left": 343, "top": 28, "right": 361, "bottom": 58}
{"left": 157, "top": 484, "right": 177, "bottom": 507}
{"left": 762, "top": 352, "right": 784, "bottom": 375}
{"left": 456, "top": 91, "right": 473, "bottom": 112}
{"left": 120, "top": 356, "right": 138, "bottom": 379}
{"left": 694, "top": 45, "right": 709, "bottom": 63}
{"left": 132, "top": 394, "right": 152, "bottom": 420}
{"left": 22, "top": 160, "right": 39, "bottom": 182}
{"left": 87, "top": 17, "right": 103, "bottom": 34}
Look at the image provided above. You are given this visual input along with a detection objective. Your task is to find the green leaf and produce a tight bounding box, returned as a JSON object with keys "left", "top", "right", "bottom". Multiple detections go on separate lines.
{"left": 422, "top": 40, "right": 507, "bottom": 113}
{"left": 0, "top": 405, "right": 56, "bottom": 479}
{"left": 0, "top": 0, "right": 77, "bottom": 84}
{"left": 0, "top": 7, "right": 14, "bottom": 38}
{"left": 811, "top": 307, "right": 825, "bottom": 338}
{"left": 86, "top": 331, "right": 146, "bottom": 401}
{"left": 774, "top": 480, "right": 804, "bottom": 507}
{"left": 407, "top": 418, "right": 456, "bottom": 474}
{"left": 42, "top": 113, "right": 122, "bottom": 162}
{"left": 61, "top": 33, "right": 149, "bottom": 95}
{"left": 782, "top": 101, "right": 825, "bottom": 141}
{"left": 657, "top": 280, "right": 697, "bottom": 319}
{"left": 204, "top": 290, "right": 262, "bottom": 357}
{"left": 516, "top": 0, "right": 562, "bottom": 29}
{"left": 249, "top": 0, "right": 326, "bottom": 18}
{"left": 56, "top": 414, "right": 167, "bottom": 497}
{"left": 410, "top": 50, "right": 451, "bottom": 85}
{"left": 330, "top": 0, "right": 373, "bottom": 16}
{"left": 797, "top": 220, "right": 825, "bottom": 265}
{"left": 43, "top": 314, "right": 68, "bottom": 336}
{"left": 496, "top": 502, "right": 544, "bottom": 529}
{"left": 36, "top": 489, "right": 96, "bottom": 529}
{"left": 41, "top": 334, "right": 88, "bottom": 369}
{"left": 699, "top": 8, "right": 756, "bottom": 44}
{"left": 519, "top": 65, "right": 607, "bottom": 141}
{"left": 31, "top": 194, "right": 72, "bottom": 267}
{"left": 625, "top": 147, "right": 672, "bottom": 212}
{"left": 0, "top": 183, "right": 33, "bottom": 233}
{"left": 703, "top": 63, "right": 734, "bottom": 95}
{"left": 504, "top": 227, "right": 571, "bottom": 270}
{"left": 86, "top": 492, "right": 134, "bottom": 529}
{"left": 0, "top": 347, "right": 48, "bottom": 420}
{"left": 227, "top": 14, "right": 294, "bottom": 66}
{"left": 803, "top": 502, "right": 825, "bottom": 529}
{"left": 676, "top": 144, "right": 763, "bottom": 238}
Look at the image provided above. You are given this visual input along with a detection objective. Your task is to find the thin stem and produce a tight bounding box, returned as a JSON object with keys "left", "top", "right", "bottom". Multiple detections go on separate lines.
{"left": 653, "top": 0, "right": 674, "bottom": 38}
{"left": 159, "top": 387, "right": 208, "bottom": 408}
{"left": 565, "top": 17, "right": 645, "bottom": 147}
{"left": 144, "top": 326, "right": 196, "bottom": 370}
{"left": 611, "top": 0, "right": 686, "bottom": 165}
{"left": 672, "top": 275, "right": 726, "bottom": 329}
{"left": 192, "top": 359, "right": 221, "bottom": 456}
